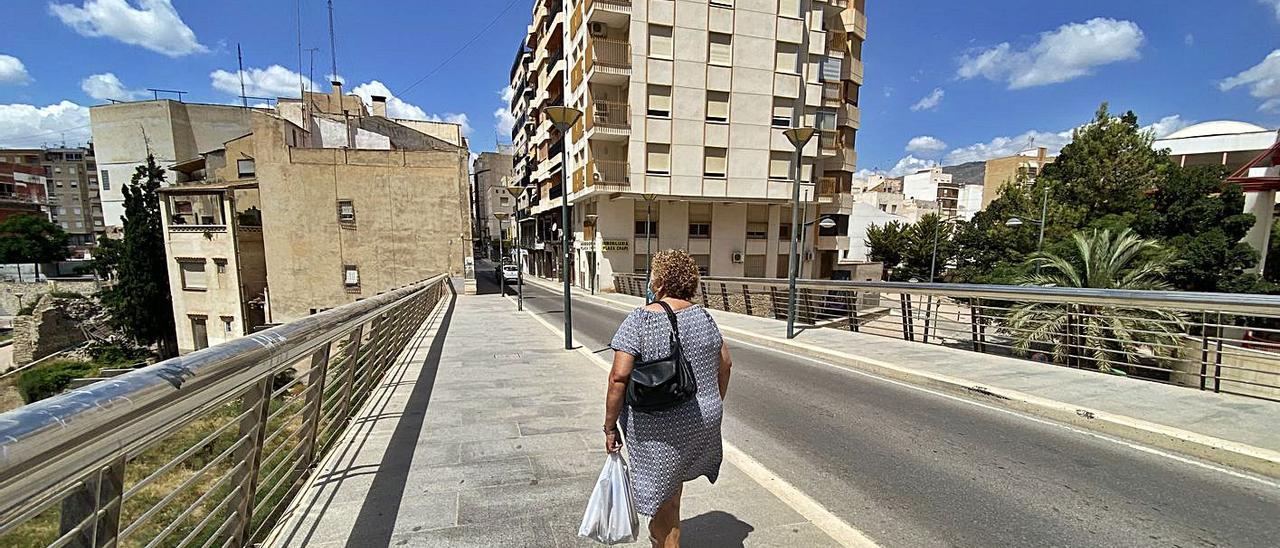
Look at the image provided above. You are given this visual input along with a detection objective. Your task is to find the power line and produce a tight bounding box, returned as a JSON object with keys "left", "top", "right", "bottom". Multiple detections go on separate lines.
{"left": 397, "top": 0, "right": 524, "bottom": 96}
{"left": 0, "top": 124, "right": 94, "bottom": 146}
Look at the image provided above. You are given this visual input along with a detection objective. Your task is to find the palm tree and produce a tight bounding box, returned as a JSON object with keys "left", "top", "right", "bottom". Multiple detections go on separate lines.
{"left": 1005, "top": 228, "right": 1185, "bottom": 375}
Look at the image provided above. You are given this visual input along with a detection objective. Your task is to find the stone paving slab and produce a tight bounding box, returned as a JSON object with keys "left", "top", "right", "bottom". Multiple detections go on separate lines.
{"left": 552, "top": 281, "right": 1280, "bottom": 476}
{"left": 269, "top": 291, "right": 842, "bottom": 548}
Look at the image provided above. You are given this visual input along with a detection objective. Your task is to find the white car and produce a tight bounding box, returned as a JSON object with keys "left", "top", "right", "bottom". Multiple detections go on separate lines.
{"left": 501, "top": 264, "right": 521, "bottom": 284}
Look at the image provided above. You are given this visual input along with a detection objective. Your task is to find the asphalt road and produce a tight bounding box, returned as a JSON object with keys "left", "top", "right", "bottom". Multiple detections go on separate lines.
{"left": 479, "top": 264, "right": 1280, "bottom": 548}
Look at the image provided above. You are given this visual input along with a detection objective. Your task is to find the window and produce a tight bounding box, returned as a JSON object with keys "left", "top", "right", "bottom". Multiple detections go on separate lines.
{"left": 688, "top": 202, "right": 711, "bottom": 239}
{"left": 708, "top": 33, "right": 732, "bottom": 66}
{"left": 747, "top": 223, "right": 768, "bottom": 239}
{"left": 54, "top": 167, "right": 62, "bottom": 174}
{"left": 237, "top": 159, "right": 256, "bottom": 178}
{"left": 692, "top": 254, "right": 711, "bottom": 276}
{"left": 635, "top": 219, "right": 658, "bottom": 237}
{"left": 647, "top": 85, "right": 671, "bottom": 117}
{"left": 745, "top": 255, "right": 766, "bottom": 278}
{"left": 776, "top": 42, "right": 799, "bottom": 73}
{"left": 706, "top": 91, "right": 729, "bottom": 123}
{"left": 343, "top": 265, "right": 360, "bottom": 287}
{"left": 214, "top": 259, "right": 228, "bottom": 274}
{"left": 778, "top": 0, "right": 801, "bottom": 18}
{"left": 646, "top": 144, "right": 670, "bottom": 175}
{"left": 167, "top": 194, "right": 225, "bottom": 226}
{"left": 648, "top": 25, "right": 673, "bottom": 58}
{"left": 704, "top": 147, "right": 727, "bottom": 178}
{"left": 779, "top": 222, "right": 792, "bottom": 240}
{"left": 337, "top": 199, "right": 355, "bottom": 222}
{"left": 71, "top": 181, "right": 78, "bottom": 188}
{"left": 222, "top": 316, "right": 235, "bottom": 334}
{"left": 179, "top": 260, "right": 207, "bottom": 290}
{"left": 73, "top": 207, "right": 81, "bottom": 215}
{"left": 634, "top": 254, "right": 651, "bottom": 274}
{"left": 689, "top": 223, "right": 710, "bottom": 238}
{"left": 710, "top": 0, "right": 733, "bottom": 6}
{"left": 68, "top": 167, "right": 77, "bottom": 175}
{"left": 500, "top": 196, "right": 511, "bottom": 206}
{"left": 769, "top": 152, "right": 792, "bottom": 180}
{"left": 772, "top": 98, "right": 793, "bottom": 127}
{"left": 100, "top": 170, "right": 110, "bottom": 191}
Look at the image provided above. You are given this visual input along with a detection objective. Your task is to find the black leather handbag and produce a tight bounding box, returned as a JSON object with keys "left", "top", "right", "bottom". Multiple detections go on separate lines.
{"left": 626, "top": 301, "right": 698, "bottom": 413}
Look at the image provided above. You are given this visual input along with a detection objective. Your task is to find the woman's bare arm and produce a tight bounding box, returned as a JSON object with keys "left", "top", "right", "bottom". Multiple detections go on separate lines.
{"left": 603, "top": 350, "right": 635, "bottom": 452}
{"left": 718, "top": 341, "right": 733, "bottom": 400}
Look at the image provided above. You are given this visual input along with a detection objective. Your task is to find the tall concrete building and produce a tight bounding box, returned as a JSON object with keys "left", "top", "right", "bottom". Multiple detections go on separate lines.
{"left": 158, "top": 84, "right": 472, "bottom": 354}
{"left": 472, "top": 148, "right": 516, "bottom": 257}
{"left": 509, "top": 0, "right": 867, "bottom": 289}
{"left": 90, "top": 100, "right": 255, "bottom": 228}
{"left": 902, "top": 166, "right": 959, "bottom": 218}
{"left": 980, "top": 147, "right": 1054, "bottom": 207}
{"left": 0, "top": 159, "right": 49, "bottom": 223}
{"left": 0, "top": 147, "right": 105, "bottom": 257}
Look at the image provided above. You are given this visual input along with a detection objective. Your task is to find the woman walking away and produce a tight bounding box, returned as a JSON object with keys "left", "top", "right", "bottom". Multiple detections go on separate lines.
{"left": 604, "top": 250, "right": 734, "bottom": 547}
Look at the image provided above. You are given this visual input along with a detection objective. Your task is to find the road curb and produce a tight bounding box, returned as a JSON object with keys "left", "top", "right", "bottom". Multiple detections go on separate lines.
{"left": 523, "top": 275, "right": 1280, "bottom": 481}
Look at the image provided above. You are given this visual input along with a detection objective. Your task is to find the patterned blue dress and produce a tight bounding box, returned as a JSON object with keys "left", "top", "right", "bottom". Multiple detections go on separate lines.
{"left": 610, "top": 304, "right": 725, "bottom": 516}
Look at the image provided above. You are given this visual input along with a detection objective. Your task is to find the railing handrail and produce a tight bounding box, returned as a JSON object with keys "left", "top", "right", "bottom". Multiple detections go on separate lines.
{"left": 616, "top": 274, "right": 1280, "bottom": 317}
{"left": 0, "top": 275, "right": 449, "bottom": 525}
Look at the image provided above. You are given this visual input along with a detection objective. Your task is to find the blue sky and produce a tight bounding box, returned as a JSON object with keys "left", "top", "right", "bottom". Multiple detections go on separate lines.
{"left": 1, "top": 0, "right": 1279, "bottom": 177}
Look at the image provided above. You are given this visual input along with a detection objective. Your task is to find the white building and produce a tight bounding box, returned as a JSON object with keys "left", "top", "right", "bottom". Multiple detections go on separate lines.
{"left": 902, "top": 166, "right": 959, "bottom": 218}
{"left": 956, "top": 183, "right": 984, "bottom": 221}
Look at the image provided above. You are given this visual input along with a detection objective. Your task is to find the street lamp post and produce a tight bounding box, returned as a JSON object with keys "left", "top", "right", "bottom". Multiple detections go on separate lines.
{"left": 782, "top": 127, "right": 816, "bottom": 340}
{"left": 928, "top": 214, "right": 946, "bottom": 283}
{"left": 585, "top": 213, "right": 599, "bottom": 295}
{"left": 1007, "top": 186, "right": 1050, "bottom": 273}
{"left": 494, "top": 212, "right": 509, "bottom": 296}
{"left": 545, "top": 105, "right": 584, "bottom": 350}
{"left": 641, "top": 193, "right": 658, "bottom": 299}
{"left": 506, "top": 185, "right": 526, "bottom": 311}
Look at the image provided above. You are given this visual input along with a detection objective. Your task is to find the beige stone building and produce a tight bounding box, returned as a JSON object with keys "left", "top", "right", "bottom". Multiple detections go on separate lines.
{"left": 473, "top": 148, "right": 517, "bottom": 258}
{"left": 159, "top": 85, "right": 471, "bottom": 353}
{"left": 980, "top": 147, "right": 1054, "bottom": 207}
{"left": 509, "top": 0, "right": 867, "bottom": 289}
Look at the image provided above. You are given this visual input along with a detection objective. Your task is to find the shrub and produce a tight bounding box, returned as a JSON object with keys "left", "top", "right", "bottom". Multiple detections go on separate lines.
{"left": 87, "top": 343, "right": 151, "bottom": 368}
{"left": 16, "top": 360, "right": 97, "bottom": 403}
{"left": 47, "top": 291, "right": 87, "bottom": 300}
{"left": 15, "top": 302, "right": 36, "bottom": 316}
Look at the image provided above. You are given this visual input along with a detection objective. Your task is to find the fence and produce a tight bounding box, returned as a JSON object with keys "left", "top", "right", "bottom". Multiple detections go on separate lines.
{"left": 0, "top": 275, "right": 451, "bottom": 547}
{"left": 613, "top": 274, "right": 1280, "bottom": 402}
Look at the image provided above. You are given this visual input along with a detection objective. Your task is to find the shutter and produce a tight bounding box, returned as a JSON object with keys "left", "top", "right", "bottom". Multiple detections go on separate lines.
{"left": 707, "top": 92, "right": 729, "bottom": 120}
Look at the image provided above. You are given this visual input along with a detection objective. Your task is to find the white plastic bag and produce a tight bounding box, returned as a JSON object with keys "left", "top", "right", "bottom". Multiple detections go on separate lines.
{"left": 578, "top": 452, "right": 639, "bottom": 545}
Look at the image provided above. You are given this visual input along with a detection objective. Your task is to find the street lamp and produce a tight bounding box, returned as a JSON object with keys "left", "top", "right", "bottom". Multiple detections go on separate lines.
{"left": 782, "top": 126, "right": 816, "bottom": 339}
{"left": 493, "top": 212, "right": 510, "bottom": 296}
{"left": 641, "top": 193, "right": 658, "bottom": 299}
{"left": 1006, "top": 185, "right": 1050, "bottom": 273}
{"left": 927, "top": 214, "right": 950, "bottom": 283}
{"left": 545, "top": 105, "right": 584, "bottom": 350}
{"left": 506, "top": 185, "right": 525, "bottom": 311}
{"left": 585, "top": 214, "right": 600, "bottom": 296}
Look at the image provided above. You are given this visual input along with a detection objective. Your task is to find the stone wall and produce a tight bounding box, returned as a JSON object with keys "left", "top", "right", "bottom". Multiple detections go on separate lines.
{"left": 10, "top": 295, "right": 88, "bottom": 366}
{"left": 0, "top": 280, "right": 99, "bottom": 316}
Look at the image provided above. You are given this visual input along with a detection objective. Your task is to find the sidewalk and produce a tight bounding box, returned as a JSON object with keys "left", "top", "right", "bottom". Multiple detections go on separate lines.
{"left": 270, "top": 291, "right": 848, "bottom": 547}
{"left": 526, "top": 275, "right": 1280, "bottom": 479}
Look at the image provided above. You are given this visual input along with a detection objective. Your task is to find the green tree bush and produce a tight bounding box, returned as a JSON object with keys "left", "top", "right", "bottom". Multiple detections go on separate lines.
{"left": 16, "top": 359, "right": 96, "bottom": 403}
{"left": 0, "top": 214, "right": 70, "bottom": 281}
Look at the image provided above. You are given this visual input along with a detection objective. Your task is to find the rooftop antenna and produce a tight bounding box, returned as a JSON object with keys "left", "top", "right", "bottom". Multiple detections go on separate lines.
{"left": 297, "top": 0, "right": 306, "bottom": 118}
{"left": 328, "top": 0, "right": 338, "bottom": 85}
{"left": 237, "top": 43, "right": 248, "bottom": 109}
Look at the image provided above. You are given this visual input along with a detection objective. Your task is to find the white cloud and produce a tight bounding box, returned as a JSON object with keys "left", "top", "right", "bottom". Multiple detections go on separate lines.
{"left": 428, "top": 113, "right": 473, "bottom": 136}
{"left": 944, "top": 128, "right": 1075, "bottom": 165}
{"left": 957, "top": 18, "right": 1144, "bottom": 89}
{"left": 494, "top": 108, "right": 516, "bottom": 135}
{"left": 0, "top": 55, "right": 31, "bottom": 85}
{"left": 49, "top": 0, "right": 207, "bottom": 57}
{"left": 349, "top": 80, "right": 474, "bottom": 136}
{"left": 1184, "top": 34, "right": 1195, "bottom": 47}
{"left": 905, "top": 136, "right": 948, "bottom": 155}
{"left": 210, "top": 65, "right": 319, "bottom": 99}
{"left": 1142, "top": 115, "right": 1192, "bottom": 139}
{"left": 883, "top": 155, "right": 939, "bottom": 177}
{"left": 910, "top": 88, "right": 945, "bottom": 111}
{"left": 1263, "top": 0, "right": 1280, "bottom": 20}
{"left": 81, "top": 72, "right": 146, "bottom": 101}
{"left": 1220, "top": 49, "right": 1280, "bottom": 112}
{"left": 500, "top": 86, "right": 515, "bottom": 103}
{"left": 0, "top": 101, "right": 91, "bottom": 148}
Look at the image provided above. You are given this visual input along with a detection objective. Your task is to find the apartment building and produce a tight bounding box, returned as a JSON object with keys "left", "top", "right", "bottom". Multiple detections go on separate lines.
{"left": 0, "top": 147, "right": 105, "bottom": 257}
{"left": 509, "top": 0, "right": 867, "bottom": 289}
{"left": 902, "top": 166, "right": 959, "bottom": 218}
{"left": 159, "top": 84, "right": 472, "bottom": 354}
{"left": 0, "top": 159, "right": 49, "bottom": 223}
{"left": 90, "top": 100, "right": 256, "bottom": 228}
{"left": 473, "top": 148, "right": 517, "bottom": 257}
{"left": 980, "top": 147, "right": 1054, "bottom": 207}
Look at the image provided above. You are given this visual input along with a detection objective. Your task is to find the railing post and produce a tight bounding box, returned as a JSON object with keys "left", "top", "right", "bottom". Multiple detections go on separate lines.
{"left": 720, "top": 282, "right": 729, "bottom": 311}
{"left": 231, "top": 377, "right": 273, "bottom": 545}
{"left": 970, "top": 299, "right": 983, "bottom": 353}
{"left": 922, "top": 295, "right": 933, "bottom": 344}
{"left": 59, "top": 457, "right": 124, "bottom": 548}
{"left": 700, "top": 282, "right": 709, "bottom": 308}
{"left": 297, "top": 344, "right": 333, "bottom": 469}
{"left": 900, "top": 293, "right": 914, "bottom": 341}
{"left": 1198, "top": 312, "right": 1210, "bottom": 391}
{"left": 769, "top": 285, "right": 781, "bottom": 320}
{"left": 802, "top": 288, "right": 815, "bottom": 325}
{"left": 847, "top": 291, "right": 858, "bottom": 332}
{"left": 334, "top": 326, "right": 365, "bottom": 424}
{"left": 743, "top": 284, "right": 753, "bottom": 316}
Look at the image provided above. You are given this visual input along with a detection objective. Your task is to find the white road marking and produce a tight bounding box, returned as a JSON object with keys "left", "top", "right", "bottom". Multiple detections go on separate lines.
{"left": 518, "top": 301, "right": 880, "bottom": 548}
{"left": 725, "top": 335, "right": 1280, "bottom": 491}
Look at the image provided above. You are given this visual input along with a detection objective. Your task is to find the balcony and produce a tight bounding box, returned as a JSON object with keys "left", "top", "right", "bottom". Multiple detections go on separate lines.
{"left": 587, "top": 0, "right": 632, "bottom": 26}
{"left": 570, "top": 58, "right": 584, "bottom": 89}
{"left": 586, "top": 100, "right": 630, "bottom": 140}
{"left": 588, "top": 159, "right": 629, "bottom": 189}
{"left": 838, "top": 102, "right": 861, "bottom": 129}
{"left": 829, "top": 147, "right": 857, "bottom": 173}
{"left": 586, "top": 38, "right": 631, "bottom": 84}
{"left": 573, "top": 165, "right": 586, "bottom": 193}
{"left": 839, "top": 5, "right": 868, "bottom": 40}
{"left": 570, "top": 1, "right": 583, "bottom": 36}
{"left": 815, "top": 235, "right": 850, "bottom": 251}
{"left": 842, "top": 56, "right": 864, "bottom": 84}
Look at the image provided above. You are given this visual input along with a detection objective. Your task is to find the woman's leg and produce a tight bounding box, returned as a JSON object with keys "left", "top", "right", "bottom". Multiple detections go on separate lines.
{"left": 649, "top": 485, "right": 683, "bottom": 548}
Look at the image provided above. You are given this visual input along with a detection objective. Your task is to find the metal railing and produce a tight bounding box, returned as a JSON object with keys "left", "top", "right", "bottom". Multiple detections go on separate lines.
{"left": 0, "top": 276, "right": 451, "bottom": 547}
{"left": 587, "top": 39, "right": 631, "bottom": 72}
{"left": 589, "top": 159, "right": 628, "bottom": 188}
{"left": 613, "top": 274, "right": 1280, "bottom": 402}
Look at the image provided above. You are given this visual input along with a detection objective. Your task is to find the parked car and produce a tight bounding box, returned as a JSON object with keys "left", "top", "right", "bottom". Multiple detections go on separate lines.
{"left": 501, "top": 263, "right": 522, "bottom": 285}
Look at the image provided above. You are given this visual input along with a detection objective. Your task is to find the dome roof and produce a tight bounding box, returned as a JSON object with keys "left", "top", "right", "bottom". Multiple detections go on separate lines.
{"left": 1164, "top": 120, "right": 1269, "bottom": 139}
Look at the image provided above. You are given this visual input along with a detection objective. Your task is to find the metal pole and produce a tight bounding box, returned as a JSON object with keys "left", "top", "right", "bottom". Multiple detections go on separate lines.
{"left": 560, "top": 144, "right": 573, "bottom": 350}
{"left": 517, "top": 214, "right": 524, "bottom": 311}
{"left": 929, "top": 215, "right": 940, "bottom": 282}
{"left": 1036, "top": 186, "right": 1048, "bottom": 274}
{"left": 785, "top": 0, "right": 813, "bottom": 340}
{"left": 644, "top": 200, "right": 653, "bottom": 299}
{"left": 497, "top": 218, "right": 505, "bottom": 296}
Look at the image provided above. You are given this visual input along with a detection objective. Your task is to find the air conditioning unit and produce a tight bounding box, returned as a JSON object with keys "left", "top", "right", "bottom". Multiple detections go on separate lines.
{"left": 589, "top": 22, "right": 607, "bottom": 37}
{"left": 731, "top": 251, "right": 744, "bottom": 264}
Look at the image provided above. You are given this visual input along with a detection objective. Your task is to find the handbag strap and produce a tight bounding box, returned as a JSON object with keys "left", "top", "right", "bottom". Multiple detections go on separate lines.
{"left": 653, "top": 300, "right": 681, "bottom": 337}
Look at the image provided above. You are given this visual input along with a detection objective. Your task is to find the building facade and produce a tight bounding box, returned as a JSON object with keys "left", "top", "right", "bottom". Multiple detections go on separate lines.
{"left": 0, "top": 147, "right": 105, "bottom": 257}
{"left": 902, "top": 167, "right": 958, "bottom": 218}
{"left": 473, "top": 148, "right": 516, "bottom": 258}
{"left": 980, "top": 147, "right": 1054, "bottom": 207}
{"left": 159, "top": 85, "right": 472, "bottom": 354}
{"left": 509, "top": 0, "right": 867, "bottom": 289}
{"left": 90, "top": 100, "right": 256, "bottom": 228}
{"left": 0, "top": 157, "right": 49, "bottom": 223}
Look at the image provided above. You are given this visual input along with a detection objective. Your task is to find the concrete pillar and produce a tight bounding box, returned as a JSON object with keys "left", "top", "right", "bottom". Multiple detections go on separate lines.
{"left": 1243, "top": 190, "right": 1276, "bottom": 274}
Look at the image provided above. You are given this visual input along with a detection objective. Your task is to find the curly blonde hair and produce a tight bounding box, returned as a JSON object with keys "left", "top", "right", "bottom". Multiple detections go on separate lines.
{"left": 650, "top": 249, "right": 700, "bottom": 300}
